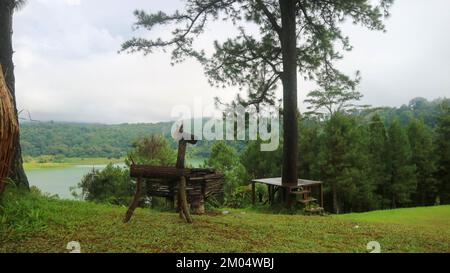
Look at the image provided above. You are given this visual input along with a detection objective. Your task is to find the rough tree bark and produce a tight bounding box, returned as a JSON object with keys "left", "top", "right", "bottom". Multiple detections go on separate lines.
{"left": 279, "top": 0, "right": 299, "bottom": 206}
{"left": 279, "top": 0, "right": 298, "bottom": 187}
{"left": 0, "top": 1, "right": 29, "bottom": 189}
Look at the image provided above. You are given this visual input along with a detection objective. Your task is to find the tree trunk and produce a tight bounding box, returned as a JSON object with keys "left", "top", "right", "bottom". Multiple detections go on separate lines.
{"left": 0, "top": 1, "right": 29, "bottom": 189}
{"left": 279, "top": 0, "right": 298, "bottom": 187}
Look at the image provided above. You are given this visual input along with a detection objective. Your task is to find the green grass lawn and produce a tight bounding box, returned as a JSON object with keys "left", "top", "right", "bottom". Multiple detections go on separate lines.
{"left": 1, "top": 189, "right": 449, "bottom": 253}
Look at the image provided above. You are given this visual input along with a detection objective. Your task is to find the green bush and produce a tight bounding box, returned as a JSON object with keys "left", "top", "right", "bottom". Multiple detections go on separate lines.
{"left": 126, "top": 135, "right": 176, "bottom": 166}
{"left": 74, "top": 164, "right": 133, "bottom": 206}
{"left": 205, "top": 141, "right": 250, "bottom": 208}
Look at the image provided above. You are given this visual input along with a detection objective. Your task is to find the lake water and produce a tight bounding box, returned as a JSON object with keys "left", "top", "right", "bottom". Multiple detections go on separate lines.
{"left": 26, "top": 165, "right": 117, "bottom": 200}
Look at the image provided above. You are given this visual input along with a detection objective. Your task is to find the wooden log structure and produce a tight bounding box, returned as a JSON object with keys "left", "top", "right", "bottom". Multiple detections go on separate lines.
{"left": 134, "top": 170, "right": 224, "bottom": 199}
{"left": 130, "top": 165, "right": 216, "bottom": 179}
{"left": 123, "top": 125, "right": 224, "bottom": 223}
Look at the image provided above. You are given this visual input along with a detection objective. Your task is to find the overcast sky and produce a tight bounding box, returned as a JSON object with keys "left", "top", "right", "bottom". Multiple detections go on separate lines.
{"left": 13, "top": 0, "right": 450, "bottom": 124}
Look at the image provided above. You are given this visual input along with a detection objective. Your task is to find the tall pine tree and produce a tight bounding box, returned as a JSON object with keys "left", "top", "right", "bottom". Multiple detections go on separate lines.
{"left": 407, "top": 118, "right": 438, "bottom": 206}
{"left": 368, "top": 114, "right": 389, "bottom": 208}
{"left": 386, "top": 119, "right": 417, "bottom": 208}
{"left": 298, "top": 115, "right": 321, "bottom": 180}
{"left": 436, "top": 100, "right": 450, "bottom": 204}
{"left": 319, "top": 114, "right": 374, "bottom": 213}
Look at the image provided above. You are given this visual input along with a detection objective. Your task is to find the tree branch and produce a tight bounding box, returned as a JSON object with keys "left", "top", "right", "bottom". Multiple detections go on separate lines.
{"left": 255, "top": 0, "right": 282, "bottom": 37}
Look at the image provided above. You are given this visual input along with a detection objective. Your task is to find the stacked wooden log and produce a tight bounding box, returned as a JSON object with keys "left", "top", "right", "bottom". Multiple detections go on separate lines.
{"left": 130, "top": 165, "right": 224, "bottom": 199}
{"left": 0, "top": 65, "right": 19, "bottom": 197}
{"left": 130, "top": 165, "right": 224, "bottom": 202}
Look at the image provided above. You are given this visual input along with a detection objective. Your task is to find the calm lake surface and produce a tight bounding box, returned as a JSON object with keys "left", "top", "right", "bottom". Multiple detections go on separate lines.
{"left": 26, "top": 165, "right": 121, "bottom": 200}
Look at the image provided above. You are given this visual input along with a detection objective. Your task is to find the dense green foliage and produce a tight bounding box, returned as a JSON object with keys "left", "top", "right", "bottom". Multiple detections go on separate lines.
{"left": 73, "top": 164, "right": 132, "bottom": 206}
{"left": 295, "top": 99, "right": 450, "bottom": 213}
{"left": 385, "top": 119, "right": 417, "bottom": 208}
{"left": 127, "top": 135, "right": 176, "bottom": 166}
{"left": 436, "top": 100, "right": 450, "bottom": 204}
{"left": 407, "top": 118, "right": 438, "bottom": 206}
{"left": 202, "top": 97, "right": 449, "bottom": 213}
{"left": 205, "top": 141, "right": 250, "bottom": 207}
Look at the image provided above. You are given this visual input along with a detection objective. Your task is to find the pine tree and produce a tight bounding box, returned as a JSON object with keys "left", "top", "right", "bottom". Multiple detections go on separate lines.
{"left": 435, "top": 100, "right": 450, "bottom": 204}
{"left": 407, "top": 118, "right": 438, "bottom": 205}
{"left": 121, "top": 0, "right": 393, "bottom": 186}
{"left": 368, "top": 114, "right": 389, "bottom": 208}
{"left": 319, "top": 114, "right": 377, "bottom": 213}
{"left": 298, "top": 115, "right": 321, "bottom": 180}
{"left": 344, "top": 123, "right": 378, "bottom": 212}
{"left": 240, "top": 139, "right": 282, "bottom": 180}
{"left": 386, "top": 119, "right": 417, "bottom": 208}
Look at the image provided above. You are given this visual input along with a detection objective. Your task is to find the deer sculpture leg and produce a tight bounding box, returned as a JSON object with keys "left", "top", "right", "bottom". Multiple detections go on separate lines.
{"left": 174, "top": 124, "right": 195, "bottom": 224}
{"left": 178, "top": 176, "right": 192, "bottom": 223}
{"left": 123, "top": 177, "right": 143, "bottom": 223}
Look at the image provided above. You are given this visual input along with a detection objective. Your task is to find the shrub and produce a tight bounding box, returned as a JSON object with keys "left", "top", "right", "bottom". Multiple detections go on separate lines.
{"left": 205, "top": 141, "right": 250, "bottom": 207}
{"left": 74, "top": 164, "right": 133, "bottom": 206}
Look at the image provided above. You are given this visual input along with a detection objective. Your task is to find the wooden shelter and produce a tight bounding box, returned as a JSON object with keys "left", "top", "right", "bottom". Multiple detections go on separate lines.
{"left": 252, "top": 177, "right": 324, "bottom": 214}
{"left": 0, "top": 65, "right": 19, "bottom": 197}
{"left": 124, "top": 126, "right": 224, "bottom": 223}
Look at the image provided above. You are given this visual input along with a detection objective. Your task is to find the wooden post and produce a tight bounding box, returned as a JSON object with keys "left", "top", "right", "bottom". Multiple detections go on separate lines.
{"left": 167, "top": 180, "right": 175, "bottom": 209}
{"left": 252, "top": 181, "right": 256, "bottom": 205}
{"left": 176, "top": 125, "right": 194, "bottom": 224}
{"left": 123, "top": 177, "right": 143, "bottom": 223}
{"left": 178, "top": 176, "right": 192, "bottom": 223}
{"left": 191, "top": 195, "right": 205, "bottom": 215}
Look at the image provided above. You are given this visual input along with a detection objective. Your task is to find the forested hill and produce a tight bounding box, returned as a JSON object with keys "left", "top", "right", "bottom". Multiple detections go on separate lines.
{"left": 20, "top": 121, "right": 175, "bottom": 158}
{"left": 20, "top": 97, "right": 447, "bottom": 158}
